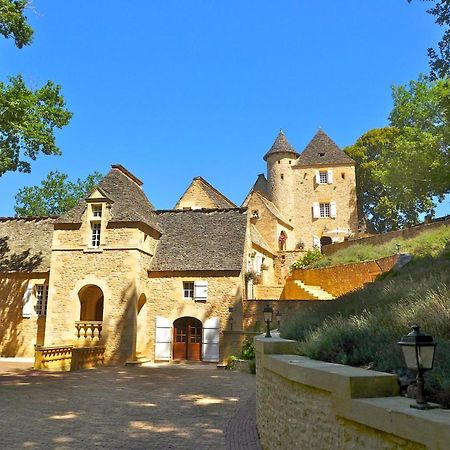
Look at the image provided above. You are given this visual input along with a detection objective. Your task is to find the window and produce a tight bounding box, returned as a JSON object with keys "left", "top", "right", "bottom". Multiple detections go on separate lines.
{"left": 91, "top": 223, "right": 101, "bottom": 248}
{"left": 316, "top": 170, "right": 333, "bottom": 184}
{"left": 313, "top": 202, "right": 336, "bottom": 218}
{"left": 341, "top": 172, "right": 345, "bottom": 179}
{"left": 35, "top": 285, "right": 49, "bottom": 316}
{"left": 183, "top": 281, "right": 208, "bottom": 301}
{"left": 183, "top": 281, "right": 195, "bottom": 299}
{"left": 280, "top": 174, "right": 284, "bottom": 180}
{"left": 319, "top": 203, "right": 331, "bottom": 218}
{"left": 92, "top": 205, "right": 102, "bottom": 218}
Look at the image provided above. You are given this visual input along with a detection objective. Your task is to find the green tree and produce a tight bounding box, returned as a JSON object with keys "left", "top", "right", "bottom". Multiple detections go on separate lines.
{"left": 0, "top": 0, "right": 33, "bottom": 48}
{"left": 14, "top": 171, "right": 103, "bottom": 216}
{"left": 408, "top": 0, "right": 450, "bottom": 79}
{"left": 0, "top": 1, "right": 72, "bottom": 177}
{"left": 345, "top": 77, "right": 450, "bottom": 232}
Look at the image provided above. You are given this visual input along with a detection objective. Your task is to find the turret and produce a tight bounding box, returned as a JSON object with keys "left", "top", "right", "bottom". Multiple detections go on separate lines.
{"left": 263, "top": 130, "right": 299, "bottom": 213}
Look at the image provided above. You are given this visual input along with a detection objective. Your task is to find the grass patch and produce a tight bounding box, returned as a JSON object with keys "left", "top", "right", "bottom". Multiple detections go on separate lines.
{"left": 299, "top": 225, "right": 450, "bottom": 269}
{"left": 282, "top": 237, "right": 450, "bottom": 406}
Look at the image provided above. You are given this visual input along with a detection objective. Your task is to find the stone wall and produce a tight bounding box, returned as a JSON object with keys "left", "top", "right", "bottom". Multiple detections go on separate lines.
{"left": 255, "top": 336, "right": 449, "bottom": 450}
{"left": 289, "top": 254, "right": 399, "bottom": 298}
{"left": 323, "top": 219, "right": 450, "bottom": 256}
{"left": 0, "top": 272, "right": 48, "bottom": 357}
{"left": 146, "top": 271, "right": 244, "bottom": 363}
{"left": 174, "top": 179, "right": 218, "bottom": 209}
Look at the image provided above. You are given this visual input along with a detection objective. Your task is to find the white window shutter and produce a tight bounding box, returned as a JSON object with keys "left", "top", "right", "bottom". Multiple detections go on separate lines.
{"left": 327, "top": 170, "right": 333, "bottom": 184}
{"left": 312, "top": 202, "right": 320, "bottom": 218}
{"left": 202, "top": 317, "right": 220, "bottom": 362}
{"left": 155, "top": 316, "right": 172, "bottom": 360}
{"left": 315, "top": 170, "right": 320, "bottom": 184}
{"left": 313, "top": 235, "right": 321, "bottom": 248}
{"left": 194, "top": 281, "right": 208, "bottom": 301}
{"left": 22, "top": 286, "right": 33, "bottom": 317}
{"left": 256, "top": 254, "right": 263, "bottom": 274}
{"left": 330, "top": 201, "right": 337, "bottom": 218}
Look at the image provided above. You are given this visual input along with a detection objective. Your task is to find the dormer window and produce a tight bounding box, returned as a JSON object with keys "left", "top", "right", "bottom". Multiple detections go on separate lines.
{"left": 88, "top": 203, "right": 103, "bottom": 249}
{"left": 319, "top": 152, "right": 325, "bottom": 157}
{"left": 92, "top": 205, "right": 102, "bottom": 218}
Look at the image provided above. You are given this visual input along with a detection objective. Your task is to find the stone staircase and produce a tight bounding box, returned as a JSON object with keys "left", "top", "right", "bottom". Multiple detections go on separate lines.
{"left": 253, "top": 281, "right": 335, "bottom": 300}
{"left": 292, "top": 280, "right": 334, "bottom": 300}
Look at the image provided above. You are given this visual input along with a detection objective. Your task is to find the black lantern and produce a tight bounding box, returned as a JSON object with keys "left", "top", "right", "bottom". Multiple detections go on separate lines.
{"left": 275, "top": 311, "right": 282, "bottom": 330}
{"left": 263, "top": 304, "right": 273, "bottom": 338}
{"left": 397, "top": 325, "right": 437, "bottom": 409}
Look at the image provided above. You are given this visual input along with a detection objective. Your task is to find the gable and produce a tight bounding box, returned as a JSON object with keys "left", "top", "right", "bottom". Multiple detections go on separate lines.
{"left": 175, "top": 177, "right": 236, "bottom": 210}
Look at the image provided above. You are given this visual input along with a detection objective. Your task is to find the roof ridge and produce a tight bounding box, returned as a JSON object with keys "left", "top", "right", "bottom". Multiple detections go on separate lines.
{"left": 111, "top": 164, "right": 143, "bottom": 187}
{"left": 0, "top": 216, "right": 59, "bottom": 222}
{"left": 155, "top": 207, "right": 247, "bottom": 214}
{"left": 193, "top": 176, "right": 237, "bottom": 208}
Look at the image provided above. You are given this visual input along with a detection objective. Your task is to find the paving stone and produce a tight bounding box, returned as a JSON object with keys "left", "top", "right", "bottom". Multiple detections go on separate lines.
{"left": 0, "top": 363, "right": 261, "bottom": 450}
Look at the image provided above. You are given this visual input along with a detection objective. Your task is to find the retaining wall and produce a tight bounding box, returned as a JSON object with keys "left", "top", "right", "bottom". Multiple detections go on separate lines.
{"left": 255, "top": 336, "right": 450, "bottom": 450}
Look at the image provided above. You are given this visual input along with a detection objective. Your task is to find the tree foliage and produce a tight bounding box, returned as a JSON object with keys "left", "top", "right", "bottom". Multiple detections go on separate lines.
{"left": 14, "top": 171, "right": 103, "bottom": 217}
{"left": 0, "top": 1, "right": 72, "bottom": 177}
{"left": 0, "top": 0, "right": 33, "bottom": 48}
{"left": 345, "top": 77, "right": 450, "bottom": 232}
{"left": 409, "top": 0, "right": 450, "bottom": 79}
{"left": 0, "top": 75, "right": 72, "bottom": 176}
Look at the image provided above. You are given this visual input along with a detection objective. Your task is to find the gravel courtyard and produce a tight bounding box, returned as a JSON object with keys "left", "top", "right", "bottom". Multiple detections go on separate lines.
{"left": 0, "top": 362, "right": 260, "bottom": 450}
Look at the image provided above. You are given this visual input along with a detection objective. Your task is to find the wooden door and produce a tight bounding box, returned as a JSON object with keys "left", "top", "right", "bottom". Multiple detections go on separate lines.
{"left": 173, "top": 317, "right": 202, "bottom": 361}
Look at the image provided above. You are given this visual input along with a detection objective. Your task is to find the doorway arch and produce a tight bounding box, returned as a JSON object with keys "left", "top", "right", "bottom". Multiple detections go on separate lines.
{"left": 78, "top": 285, "right": 104, "bottom": 321}
{"left": 278, "top": 231, "right": 287, "bottom": 251}
{"left": 173, "top": 317, "right": 202, "bottom": 361}
{"left": 320, "top": 236, "right": 332, "bottom": 249}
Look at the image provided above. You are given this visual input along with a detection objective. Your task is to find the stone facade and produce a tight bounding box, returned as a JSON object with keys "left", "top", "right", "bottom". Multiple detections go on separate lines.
{"left": 0, "top": 127, "right": 360, "bottom": 367}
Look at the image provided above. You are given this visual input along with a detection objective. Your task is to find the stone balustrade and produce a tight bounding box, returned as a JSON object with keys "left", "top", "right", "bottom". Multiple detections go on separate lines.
{"left": 75, "top": 321, "right": 103, "bottom": 339}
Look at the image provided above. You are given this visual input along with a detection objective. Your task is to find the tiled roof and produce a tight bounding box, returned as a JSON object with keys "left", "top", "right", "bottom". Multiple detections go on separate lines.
{"left": 241, "top": 174, "right": 270, "bottom": 207}
{"left": 250, "top": 225, "right": 275, "bottom": 255}
{"left": 263, "top": 130, "right": 299, "bottom": 161}
{"left": 57, "top": 165, "right": 161, "bottom": 232}
{"left": 149, "top": 208, "right": 247, "bottom": 272}
{"left": 295, "top": 129, "right": 355, "bottom": 167}
{"left": 175, "top": 177, "right": 236, "bottom": 209}
{"left": 255, "top": 192, "right": 293, "bottom": 229}
{"left": 0, "top": 217, "right": 55, "bottom": 272}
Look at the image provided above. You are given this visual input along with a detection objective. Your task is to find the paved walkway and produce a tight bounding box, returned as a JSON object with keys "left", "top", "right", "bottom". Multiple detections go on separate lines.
{"left": 0, "top": 362, "right": 261, "bottom": 450}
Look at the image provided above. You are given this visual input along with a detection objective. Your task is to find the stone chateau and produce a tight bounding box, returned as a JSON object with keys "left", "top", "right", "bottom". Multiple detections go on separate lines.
{"left": 0, "top": 129, "right": 358, "bottom": 368}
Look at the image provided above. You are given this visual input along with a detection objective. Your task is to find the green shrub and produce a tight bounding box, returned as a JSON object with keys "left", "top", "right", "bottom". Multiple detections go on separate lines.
{"left": 291, "top": 249, "right": 323, "bottom": 269}
{"left": 282, "top": 255, "right": 450, "bottom": 407}
{"left": 240, "top": 337, "right": 255, "bottom": 360}
{"left": 226, "top": 355, "right": 238, "bottom": 370}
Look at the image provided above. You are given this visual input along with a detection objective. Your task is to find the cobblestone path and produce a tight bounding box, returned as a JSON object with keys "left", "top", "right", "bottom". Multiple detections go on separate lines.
{"left": 0, "top": 363, "right": 260, "bottom": 450}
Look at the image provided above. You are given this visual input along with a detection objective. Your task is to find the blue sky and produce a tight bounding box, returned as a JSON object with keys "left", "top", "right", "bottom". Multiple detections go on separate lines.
{"left": 0, "top": 0, "right": 448, "bottom": 216}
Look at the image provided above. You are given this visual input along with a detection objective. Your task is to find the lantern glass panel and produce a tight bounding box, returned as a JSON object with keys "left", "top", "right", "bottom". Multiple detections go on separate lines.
{"left": 418, "top": 345, "right": 435, "bottom": 370}
{"left": 264, "top": 310, "right": 273, "bottom": 323}
{"left": 401, "top": 345, "right": 419, "bottom": 370}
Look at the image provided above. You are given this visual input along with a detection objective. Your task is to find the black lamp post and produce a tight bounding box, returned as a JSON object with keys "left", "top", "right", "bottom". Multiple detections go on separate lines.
{"left": 275, "top": 311, "right": 282, "bottom": 330}
{"left": 397, "top": 325, "right": 437, "bottom": 410}
{"left": 263, "top": 304, "right": 273, "bottom": 338}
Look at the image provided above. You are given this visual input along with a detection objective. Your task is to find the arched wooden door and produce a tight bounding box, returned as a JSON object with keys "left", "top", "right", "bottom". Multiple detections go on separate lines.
{"left": 173, "top": 317, "right": 202, "bottom": 361}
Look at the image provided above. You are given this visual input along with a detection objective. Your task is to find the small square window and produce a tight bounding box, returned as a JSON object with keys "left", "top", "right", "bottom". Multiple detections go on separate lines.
{"left": 92, "top": 205, "right": 102, "bottom": 218}
{"left": 183, "top": 281, "right": 194, "bottom": 299}
{"left": 319, "top": 203, "right": 331, "bottom": 218}
{"left": 319, "top": 171, "right": 328, "bottom": 184}
{"left": 281, "top": 174, "right": 284, "bottom": 180}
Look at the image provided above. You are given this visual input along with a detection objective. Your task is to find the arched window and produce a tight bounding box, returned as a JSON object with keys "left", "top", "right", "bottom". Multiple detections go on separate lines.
{"left": 78, "top": 285, "right": 104, "bottom": 321}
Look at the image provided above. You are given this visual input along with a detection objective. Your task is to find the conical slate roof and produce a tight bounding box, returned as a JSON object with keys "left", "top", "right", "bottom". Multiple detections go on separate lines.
{"left": 295, "top": 129, "right": 355, "bottom": 167}
{"left": 263, "top": 130, "right": 299, "bottom": 161}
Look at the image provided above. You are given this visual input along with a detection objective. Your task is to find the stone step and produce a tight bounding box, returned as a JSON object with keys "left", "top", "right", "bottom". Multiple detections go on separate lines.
{"left": 294, "top": 280, "right": 335, "bottom": 300}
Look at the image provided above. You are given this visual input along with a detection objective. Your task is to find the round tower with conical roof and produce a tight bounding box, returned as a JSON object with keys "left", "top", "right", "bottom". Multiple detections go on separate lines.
{"left": 263, "top": 130, "right": 299, "bottom": 217}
